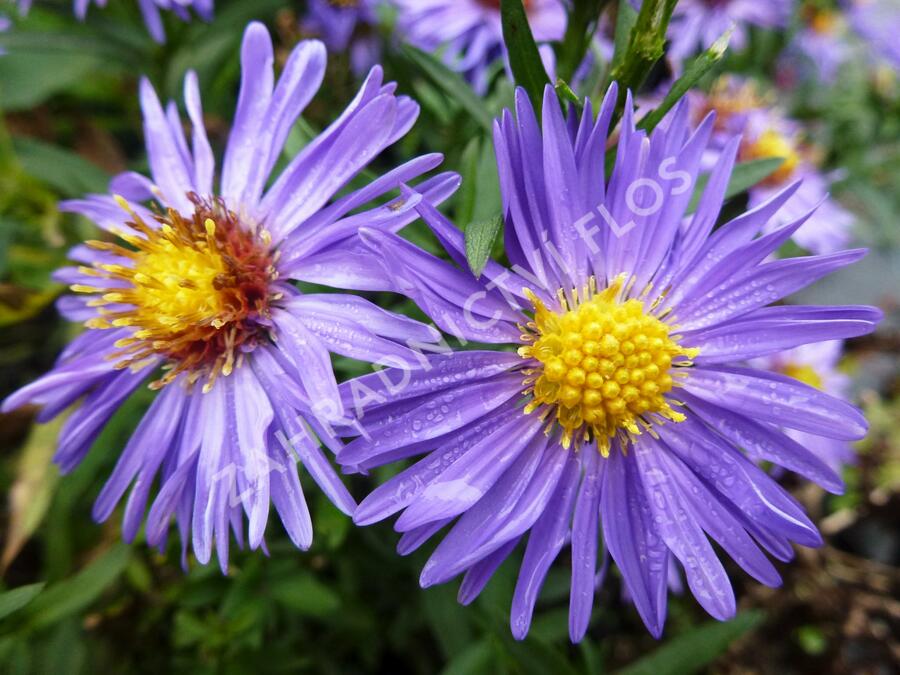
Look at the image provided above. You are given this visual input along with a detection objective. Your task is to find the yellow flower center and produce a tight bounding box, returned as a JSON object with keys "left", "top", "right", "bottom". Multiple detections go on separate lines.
{"left": 782, "top": 363, "right": 824, "bottom": 390}
{"left": 743, "top": 129, "right": 801, "bottom": 185}
{"left": 74, "top": 195, "right": 277, "bottom": 392}
{"left": 808, "top": 9, "right": 838, "bottom": 35}
{"left": 518, "top": 276, "right": 697, "bottom": 456}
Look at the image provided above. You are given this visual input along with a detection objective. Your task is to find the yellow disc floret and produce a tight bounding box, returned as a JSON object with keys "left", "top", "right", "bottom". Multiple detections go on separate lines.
{"left": 743, "top": 129, "right": 801, "bottom": 185}
{"left": 74, "top": 194, "right": 276, "bottom": 392}
{"left": 782, "top": 363, "right": 824, "bottom": 391}
{"left": 518, "top": 276, "right": 697, "bottom": 456}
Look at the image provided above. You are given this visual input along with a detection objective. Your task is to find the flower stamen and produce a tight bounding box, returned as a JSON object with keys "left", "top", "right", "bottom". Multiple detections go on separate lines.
{"left": 79, "top": 194, "right": 277, "bottom": 391}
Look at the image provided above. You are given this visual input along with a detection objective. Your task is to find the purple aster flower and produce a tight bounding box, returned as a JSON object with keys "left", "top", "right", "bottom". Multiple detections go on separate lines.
{"left": 0, "top": 14, "right": 10, "bottom": 53}
{"left": 679, "top": 77, "right": 854, "bottom": 255}
{"left": 667, "top": 0, "right": 792, "bottom": 63}
{"left": 849, "top": 0, "right": 900, "bottom": 70}
{"left": 779, "top": 7, "right": 853, "bottom": 85}
{"left": 391, "top": 0, "right": 566, "bottom": 92}
{"left": 1, "top": 22, "right": 457, "bottom": 572}
{"left": 739, "top": 107, "right": 855, "bottom": 255}
{"left": 752, "top": 341, "right": 856, "bottom": 475}
{"left": 301, "top": 0, "right": 381, "bottom": 75}
{"left": 16, "top": 0, "right": 213, "bottom": 42}
{"left": 337, "top": 84, "right": 879, "bottom": 641}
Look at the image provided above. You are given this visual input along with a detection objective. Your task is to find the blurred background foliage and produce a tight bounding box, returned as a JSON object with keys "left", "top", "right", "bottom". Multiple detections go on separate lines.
{"left": 0, "top": 0, "right": 898, "bottom": 673}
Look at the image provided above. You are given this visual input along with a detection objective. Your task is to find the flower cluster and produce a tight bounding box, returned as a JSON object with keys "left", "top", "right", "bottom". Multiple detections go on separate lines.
{"left": 0, "top": 0, "right": 889, "bottom": 653}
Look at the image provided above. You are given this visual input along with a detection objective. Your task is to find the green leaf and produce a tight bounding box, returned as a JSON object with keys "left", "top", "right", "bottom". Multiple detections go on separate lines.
{"left": 688, "top": 158, "right": 785, "bottom": 214}
{"left": 556, "top": 0, "right": 611, "bottom": 83}
{"left": 723, "top": 157, "right": 786, "bottom": 198}
{"left": 609, "top": 0, "right": 679, "bottom": 111}
{"left": 501, "top": 0, "right": 552, "bottom": 108}
{"left": 466, "top": 214, "right": 505, "bottom": 278}
{"left": 269, "top": 573, "right": 340, "bottom": 617}
{"left": 440, "top": 640, "right": 493, "bottom": 675}
{"left": 1, "top": 414, "right": 64, "bottom": 572}
{"left": 24, "top": 543, "right": 130, "bottom": 631}
{"left": 400, "top": 45, "right": 493, "bottom": 131}
{"left": 13, "top": 137, "right": 110, "bottom": 197}
{"left": 617, "top": 611, "right": 765, "bottom": 675}
{"left": 0, "top": 48, "right": 109, "bottom": 112}
{"left": 610, "top": 0, "right": 639, "bottom": 73}
{"left": 0, "top": 584, "right": 45, "bottom": 622}
{"left": 555, "top": 79, "right": 583, "bottom": 111}
{"left": 638, "top": 26, "right": 733, "bottom": 133}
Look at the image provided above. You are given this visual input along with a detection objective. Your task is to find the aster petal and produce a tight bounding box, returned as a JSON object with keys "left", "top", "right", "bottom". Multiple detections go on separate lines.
{"left": 53, "top": 368, "right": 148, "bottom": 473}
{"left": 263, "top": 94, "right": 399, "bottom": 240}
{"left": 682, "top": 365, "right": 868, "bottom": 440}
{"left": 227, "top": 366, "right": 274, "bottom": 550}
{"left": 569, "top": 447, "right": 604, "bottom": 642}
{"left": 272, "top": 308, "right": 343, "bottom": 421}
{"left": 458, "top": 538, "right": 519, "bottom": 606}
{"left": 633, "top": 437, "right": 736, "bottom": 621}
{"left": 191, "top": 380, "right": 228, "bottom": 565}
{"left": 139, "top": 78, "right": 194, "bottom": 213}
{"left": 253, "top": 351, "right": 356, "bottom": 517}
{"left": 393, "top": 413, "right": 544, "bottom": 532}
{"left": 682, "top": 393, "right": 844, "bottom": 494}
{"left": 673, "top": 248, "right": 868, "bottom": 329}
{"left": 510, "top": 453, "right": 581, "bottom": 640}
{"left": 93, "top": 382, "right": 187, "bottom": 522}
{"left": 657, "top": 416, "right": 824, "bottom": 547}
{"left": 339, "top": 351, "right": 522, "bottom": 420}
{"left": 652, "top": 442, "right": 782, "bottom": 588}
{"left": 353, "top": 407, "right": 518, "bottom": 525}
{"left": 183, "top": 71, "right": 215, "bottom": 197}
{"left": 342, "top": 375, "right": 524, "bottom": 463}
{"left": 221, "top": 22, "right": 275, "bottom": 206}
{"left": 684, "top": 311, "right": 878, "bottom": 363}
{"left": 398, "top": 519, "right": 453, "bottom": 556}
{"left": 602, "top": 449, "right": 668, "bottom": 638}
{"left": 420, "top": 433, "right": 561, "bottom": 588}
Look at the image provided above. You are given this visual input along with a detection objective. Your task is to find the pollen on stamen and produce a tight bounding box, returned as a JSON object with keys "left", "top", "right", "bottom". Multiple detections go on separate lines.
{"left": 76, "top": 193, "right": 278, "bottom": 392}
{"left": 518, "top": 274, "right": 698, "bottom": 457}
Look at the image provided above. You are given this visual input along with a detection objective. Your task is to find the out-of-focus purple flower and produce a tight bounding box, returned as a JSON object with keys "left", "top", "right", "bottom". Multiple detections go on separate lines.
{"left": 1, "top": 22, "right": 457, "bottom": 572}
{"left": 0, "top": 14, "right": 10, "bottom": 54}
{"left": 753, "top": 342, "right": 856, "bottom": 474}
{"left": 302, "top": 0, "right": 381, "bottom": 75}
{"left": 781, "top": 8, "right": 853, "bottom": 84}
{"left": 338, "top": 84, "right": 879, "bottom": 642}
{"left": 741, "top": 108, "right": 855, "bottom": 254}
{"left": 391, "top": 0, "right": 566, "bottom": 92}
{"left": 849, "top": 0, "right": 900, "bottom": 70}
{"left": 685, "top": 76, "right": 855, "bottom": 254}
{"left": 15, "top": 0, "right": 213, "bottom": 42}
{"left": 667, "top": 0, "right": 792, "bottom": 63}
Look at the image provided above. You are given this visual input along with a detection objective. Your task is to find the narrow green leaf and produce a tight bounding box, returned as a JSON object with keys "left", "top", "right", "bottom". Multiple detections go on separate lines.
{"left": 556, "top": 0, "right": 610, "bottom": 82}
{"left": 501, "top": 0, "right": 552, "bottom": 107}
{"left": 13, "top": 137, "right": 109, "bottom": 197}
{"left": 638, "top": 26, "right": 734, "bottom": 133}
{"left": 466, "top": 214, "right": 505, "bottom": 278}
{"left": 24, "top": 543, "right": 130, "bottom": 631}
{"left": 617, "top": 611, "right": 765, "bottom": 675}
{"left": 723, "top": 157, "right": 786, "bottom": 198}
{"left": 687, "top": 157, "right": 786, "bottom": 213}
{"left": 440, "top": 640, "right": 493, "bottom": 675}
{"left": 610, "top": 0, "right": 639, "bottom": 73}
{"left": 0, "top": 584, "right": 45, "bottom": 622}
{"left": 400, "top": 45, "right": 493, "bottom": 131}
{"left": 270, "top": 574, "right": 341, "bottom": 617}
{"left": 609, "top": 0, "right": 679, "bottom": 111}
